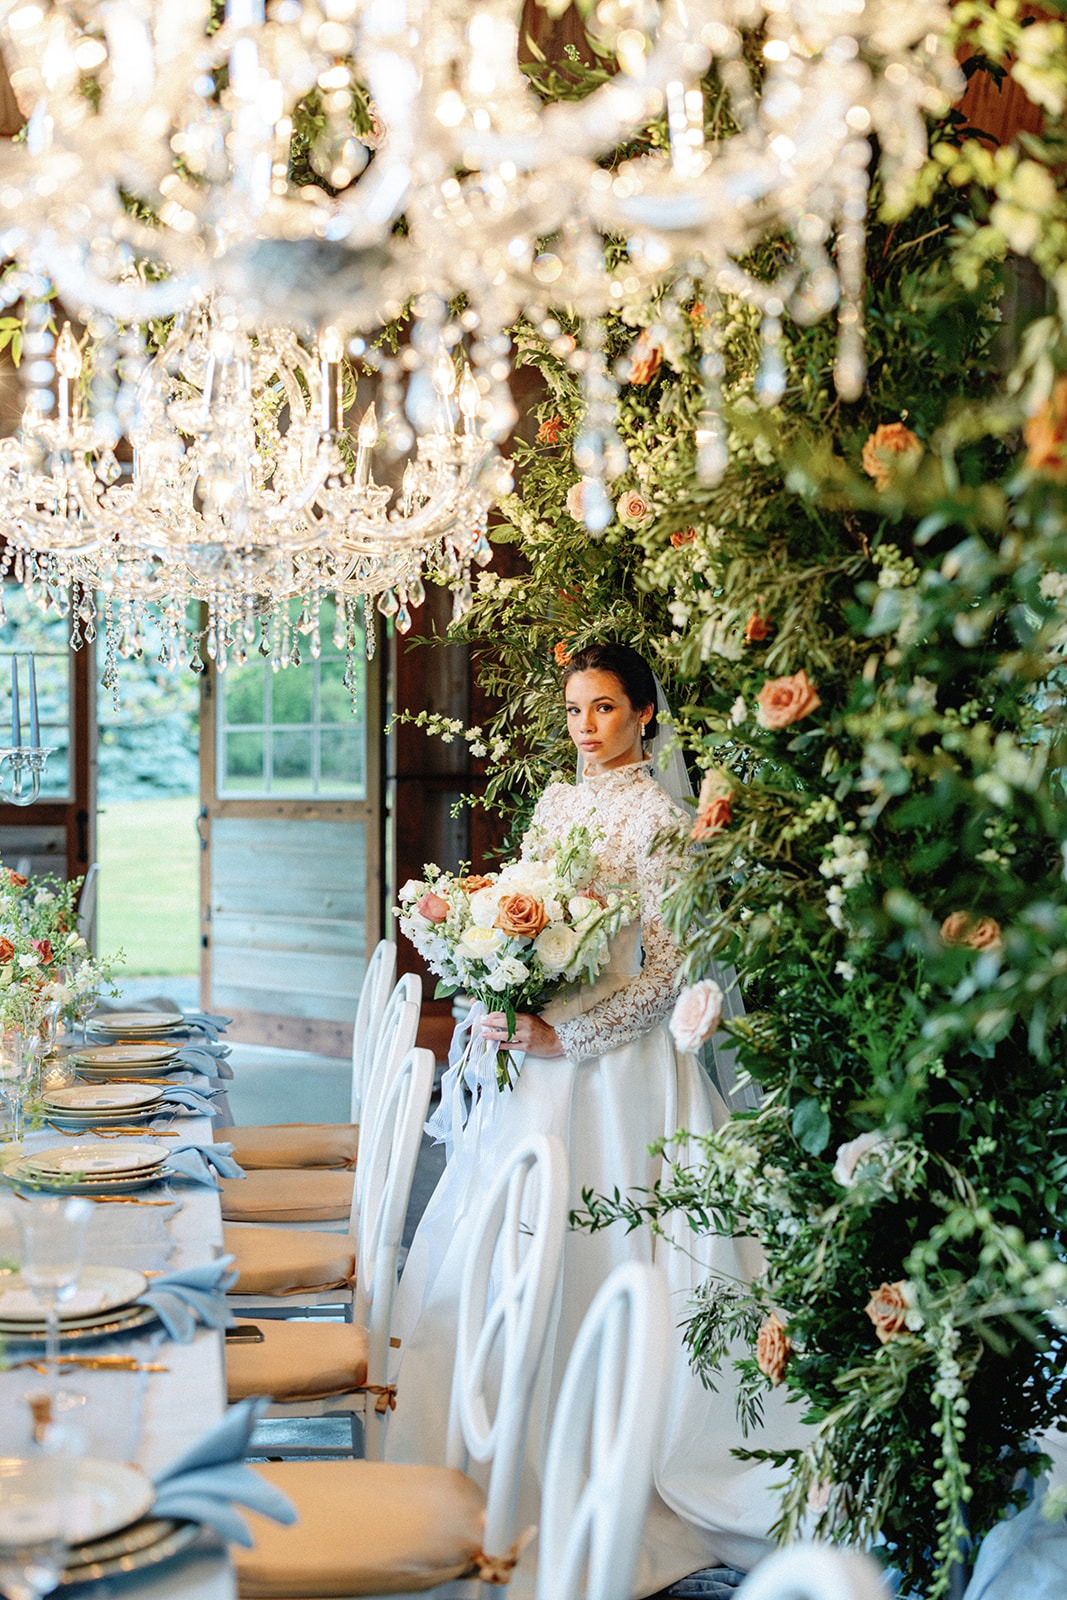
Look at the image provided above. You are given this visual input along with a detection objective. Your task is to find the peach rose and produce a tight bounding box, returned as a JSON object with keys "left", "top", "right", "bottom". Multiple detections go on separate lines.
{"left": 494, "top": 893, "right": 549, "bottom": 939}
{"left": 861, "top": 422, "right": 924, "bottom": 490}
{"left": 940, "top": 912, "right": 1002, "bottom": 951}
{"left": 669, "top": 979, "right": 724, "bottom": 1052}
{"left": 554, "top": 640, "right": 573, "bottom": 667}
{"left": 671, "top": 527, "right": 697, "bottom": 548}
{"left": 6, "top": 870, "right": 27, "bottom": 887}
{"left": 565, "top": 481, "right": 590, "bottom": 520}
{"left": 1024, "top": 378, "right": 1067, "bottom": 482}
{"left": 0, "top": 937, "right": 13, "bottom": 964}
{"left": 458, "top": 874, "right": 495, "bottom": 893}
{"left": 537, "top": 414, "right": 564, "bottom": 445}
{"left": 756, "top": 669, "right": 822, "bottom": 731}
{"left": 415, "top": 891, "right": 449, "bottom": 923}
{"left": 691, "top": 770, "right": 734, "bottom": 841}
{"left": 624, "top": 333, "right": 662, "bottom": 385}
{"left": 756, "top": 1313, "right": 791, "bottom": 1385}
{"left": 865, "top": 1281, "right": 910, "bottom": 1344}
{"left": 744, "top": 611, "right": 773, "bottom": 643}
{"left": 31, "top": 938, "right": 53, "bottom": 964}
{"left": 616, "top": 489, "right": 651, "bottom": 528}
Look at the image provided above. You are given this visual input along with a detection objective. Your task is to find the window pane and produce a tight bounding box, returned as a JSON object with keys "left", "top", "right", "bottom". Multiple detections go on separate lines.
{"left": 224, "top": 731, "right": 266, "bottom": 790}
{"left": 272, "top": 729, "right": 312, "bottom": 787}
{"left": 223, "top": 660, "right": 267, "bottom": 726}
{"left": 318, "top": 658, "right": 352, "bottom": 723}
{"left": 319, "top": 727, "right": 364, "bottom": 795}
{"left": 271, "top": 666, "right": 314, "bottom": 727}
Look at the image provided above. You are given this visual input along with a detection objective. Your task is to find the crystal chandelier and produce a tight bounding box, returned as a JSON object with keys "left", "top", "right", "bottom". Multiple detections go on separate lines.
{"left": 0, "top": 300, "right": 510, "bottom": 682}
{"left": 0, "top": 0, "right": 964, "bottom": 572}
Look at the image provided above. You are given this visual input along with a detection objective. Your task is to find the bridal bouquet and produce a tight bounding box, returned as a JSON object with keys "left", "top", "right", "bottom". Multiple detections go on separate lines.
{"left": 397, "top": 822, "right": 638, "bottom": 1089}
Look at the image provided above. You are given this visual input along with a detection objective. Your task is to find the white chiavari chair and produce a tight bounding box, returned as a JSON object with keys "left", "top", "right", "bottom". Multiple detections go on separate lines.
{"left": 736, "top": 1545, "right": 892, "bottom": 1600}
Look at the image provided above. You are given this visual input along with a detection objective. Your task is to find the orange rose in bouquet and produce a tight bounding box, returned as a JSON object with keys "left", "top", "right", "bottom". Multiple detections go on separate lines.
{"left": 494, "top": 893, "right": 549, "bottom": 939}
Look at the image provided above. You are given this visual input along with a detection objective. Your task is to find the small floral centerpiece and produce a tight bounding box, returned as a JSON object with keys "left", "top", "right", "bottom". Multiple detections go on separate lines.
{"left": 396, "top": 822, "right": 638, "bottom": 1089}
{"left": 0, "top": 863, "right": 122, "bottom": 1043}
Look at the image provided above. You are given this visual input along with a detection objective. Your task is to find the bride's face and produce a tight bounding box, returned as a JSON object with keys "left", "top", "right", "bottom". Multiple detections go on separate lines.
{"left": 564, "top": 669, "right": 651, "bottom": 772}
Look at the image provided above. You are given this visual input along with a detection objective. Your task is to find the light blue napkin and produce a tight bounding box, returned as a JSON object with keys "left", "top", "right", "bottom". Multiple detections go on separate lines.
{"left": 176, "top": 1045, "right": 234, "bottom": 1080}
{"left": 165, "top": 1142, "right": 245, "bottom": 1187}
{"left": 152, "top": 1397, "right": 296, "bottom": 1545}
{"left": 963, "top": 1489, "right": 1067, "bottom": 1600}
{"left": 138, "top": 1256, "right": 238, "bottom": 1343}
{"left": 161, "top": 1085, "right": 219, "bottom": 1115}
{"left": 178, "top": 1011, "right": 232, "bottom": 1042}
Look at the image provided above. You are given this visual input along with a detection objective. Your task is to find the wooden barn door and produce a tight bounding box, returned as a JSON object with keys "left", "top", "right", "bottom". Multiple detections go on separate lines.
{"left": 199, "top": 604, "right": 383, "bottom": 1055}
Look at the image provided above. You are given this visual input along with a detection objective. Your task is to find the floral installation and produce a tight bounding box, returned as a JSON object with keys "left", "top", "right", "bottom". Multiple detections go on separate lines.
{"left": 0, "top": 862, "right": 122, "bottom": 1039}
{"left": 396, "top": 823, "right": 639, "bottom": 1089}
{"left": 403, "top": 11, "right": 1067, "bottom": 1596}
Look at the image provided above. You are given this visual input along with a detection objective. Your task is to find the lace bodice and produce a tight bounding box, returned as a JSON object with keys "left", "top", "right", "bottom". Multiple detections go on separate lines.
{"left": 522, "top": 761, "right": 686, "bottom": 1061}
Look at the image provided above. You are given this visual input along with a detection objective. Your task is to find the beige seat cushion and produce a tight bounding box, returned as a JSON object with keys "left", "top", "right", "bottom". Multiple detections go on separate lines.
{"left": 224, "top": 1227, "right": 356, "bottom": 1297}
{"left": 220, "top": 1169, "right": 355, "bottom": 1224}
{"left": 236, "top": 1461, "right": 487, "bottom": 1597}
{"left": 226, "top": 1319, "right": 369, "bottom": 1403}
{"left": 227, "top": 1124, "right": 359, "bottom": 1171}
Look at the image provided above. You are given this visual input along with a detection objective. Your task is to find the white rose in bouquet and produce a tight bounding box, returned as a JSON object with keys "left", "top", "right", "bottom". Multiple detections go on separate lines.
{"left": 534, "top": 923, "right": 580, "bottom": 974}
{"left": 457, "top": 925, "right": 507, "bottom": 962}
{"left": 468, "top": 886, "right": 506, "bottom": 928}
{"left": 497, "top": 860, "right": 555, "bottom": 897}
{"left": 568, "top": 895, "right": 601, "bottom": 925}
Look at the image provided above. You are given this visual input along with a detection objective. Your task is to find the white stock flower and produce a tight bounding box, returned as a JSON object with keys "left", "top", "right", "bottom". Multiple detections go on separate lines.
{"left": 497, "top": 859, "right": 554, "bottom": 897}
{"left": 832, "top": 1130, "right": 891, "bottom": 1188}
{"left": 456, "top": 926, "right": 506, "bottom": 963}
{"left": 398, "top": 879, "right": 423, "bottom": 903}
{"left": 486, "top": 956, "right": 531, "bottom": 992}
{"left": 468, "top": 886, "right": 506, "bottom": 928}
{"left": 669, "top": 979, "right": 724, "bottom": 1052}
{"left": 534, "top": 923, "right": 580, "bottom": 974}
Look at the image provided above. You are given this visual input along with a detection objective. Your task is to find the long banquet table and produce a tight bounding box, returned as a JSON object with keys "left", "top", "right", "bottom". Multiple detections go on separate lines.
{"left": 0, "top": 1091, "right": 236, "bottom": 1600}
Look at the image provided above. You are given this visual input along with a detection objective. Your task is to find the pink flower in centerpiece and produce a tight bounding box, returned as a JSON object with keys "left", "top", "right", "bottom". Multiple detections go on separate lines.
{"left": 31, "top": 938, "right": 53, "bottom": 964}
{"left": 940, "top": 912, "right": 1002, "bottom": 951}
{"left": 691, "top": 770, "right": 734, "bottom": 841}
{"left": 861, "top": 422, "right": 924, "bottom": 491}
{"left": 0, "top": 937, "right": 13, "bottom": 964}
{"left": 756, "top": 669, "right": 822, "bottom": 731}
{"left": 616, "top": 489, "right": 651, "bottom": 528}
{"left": 865, "top": 1281, "right": 911, "bottom": 1344}
{"left": 669, "top": 979, "right": 724, "bottom": 1052}
{"left": 565, "top": 481, "right": 590, "bottom": 520}
{"left": 623, "top": 333, "right": 663, "bottom": 385}
{"left": 756, "top": 1313, "right": 791, "bottom": 1384}
{"left": 832, "top": 1130, "right": 890, "bottom": 1188}
{"left": 415, "top": 892, "right": 449, "bottom": 924}
{"left": 6, "top": 870, "right": 27, "bottom": 887}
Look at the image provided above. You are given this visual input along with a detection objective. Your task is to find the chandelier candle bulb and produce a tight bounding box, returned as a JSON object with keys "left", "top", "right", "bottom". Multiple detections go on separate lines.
{"left": 55, "top": 322, "right": 81, "bottom": 427}
{"left": 10, "top": 655, "right": 20, "bottom": 748}
{"left": 27, "top": 654, "right": 38, "bottom": 749}
{"left": 459, "top": 364, "right": 480, "bottom": 434}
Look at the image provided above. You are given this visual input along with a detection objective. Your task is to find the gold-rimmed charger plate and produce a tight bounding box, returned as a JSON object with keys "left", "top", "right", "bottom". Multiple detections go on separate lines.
{"left": 0, "top": 1457, "right": 153, "bottom": 1546}
{"left": 61, "top": 1516, "right": 200, "bottom": 1585}
{"left": 90, "top": 1011, "right": 183, "bottom": 1036}
{"left": 0, "top": 1301, "right": 159, "bottom": 1346}
{"left": 1, "top": 1157, "right": 166, "bottom": 1197}
{"left": 43, "top": 1084, "right": 166, "bottom": 1113}
{"left": 0, "top": 1265, "right": 147, "bottom": 1323}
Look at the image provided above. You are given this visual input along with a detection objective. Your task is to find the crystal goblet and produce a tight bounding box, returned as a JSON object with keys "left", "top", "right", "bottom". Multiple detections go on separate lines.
{"left": 14, "top": 1196, "right": 93, "bottom": 1411}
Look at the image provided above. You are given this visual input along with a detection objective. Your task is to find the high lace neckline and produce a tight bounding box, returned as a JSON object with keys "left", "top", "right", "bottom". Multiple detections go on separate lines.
{"left": 579, "top": 758, "right": 654, "bottom": 788}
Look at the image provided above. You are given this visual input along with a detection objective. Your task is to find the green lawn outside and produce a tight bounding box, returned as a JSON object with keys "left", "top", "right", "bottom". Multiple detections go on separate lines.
{"left": 97, "top": 794, "right": 200, "bottom": 975}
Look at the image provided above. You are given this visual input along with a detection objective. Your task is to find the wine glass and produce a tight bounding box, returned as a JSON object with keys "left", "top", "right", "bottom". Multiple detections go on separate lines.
{"left": 14, "top": 1197, "right": 93, "bottom": 1409}
{"left": 70, "top": 987, "right": 100, "bottom": 1051}
{"left": 0, "top": 1455, "right": 73, "bottom": 1600}
{"left": 0, "top": 1034, "right": 34, "bottom": 1143}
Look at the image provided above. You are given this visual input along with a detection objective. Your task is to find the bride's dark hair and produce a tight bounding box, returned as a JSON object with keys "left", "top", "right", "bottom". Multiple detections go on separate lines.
{"left": 562, "top": 643, "right": 658, "bottom": 740}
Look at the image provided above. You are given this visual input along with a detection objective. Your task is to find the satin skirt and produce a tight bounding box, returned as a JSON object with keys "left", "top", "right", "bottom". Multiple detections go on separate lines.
{"left": 386, "top": 1024, "right": 802, "bottom": 1598}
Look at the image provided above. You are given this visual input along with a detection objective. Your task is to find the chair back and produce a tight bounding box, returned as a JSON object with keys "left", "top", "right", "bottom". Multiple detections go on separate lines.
{"left": 358, "top": 979, "right": 421, "bottom": 1138}
{"left": 736, "top": 1545, "right": 892, "bottom": 1600}
{"left": 75, "top": 862, "right": 100, "bottom": 947}
{"left": 352, "top": 1044, "right": 435, "bottom": 1460}
{"left": 536, "top": 1262, "right": 670, "bottom": 1600}
{"left": 446, "top": 1133, "right": 568, "bottom": 1575}
{"left": 349, "top": 939, "right": 397, "bottom": 1122}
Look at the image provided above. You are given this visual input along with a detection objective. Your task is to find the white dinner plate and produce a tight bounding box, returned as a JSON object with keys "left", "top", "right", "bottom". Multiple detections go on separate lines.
{"left": 0, "top": 1265, "right": 147, "bottom": 1323}
{"left": 1, "top": 1158, "right": 167, "bottom": 1196}
{"left": 21, "top": 1143, "right": 164, "bottom": 1178}
{"left": 43, "top": 1084, "right": 165, "bottom": 1112}
{"left": 74, "top": 1044, "right": 180, "bottom": 1068}
{"left": 91, "top": 1011, "right": 183, "bottom": 1036}
{"left": 0, "top": 1458, "right": 154, "bottom": 1546}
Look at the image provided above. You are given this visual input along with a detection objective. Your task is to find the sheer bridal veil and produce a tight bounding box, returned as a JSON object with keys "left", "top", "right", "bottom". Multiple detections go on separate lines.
{"left": 647, "top": 678, "right": 761, "bottom": 1113}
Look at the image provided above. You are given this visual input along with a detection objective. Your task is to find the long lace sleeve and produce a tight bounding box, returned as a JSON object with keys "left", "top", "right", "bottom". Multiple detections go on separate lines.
{"left": 548, "top": 776, "right": 685, "bottom": 1062}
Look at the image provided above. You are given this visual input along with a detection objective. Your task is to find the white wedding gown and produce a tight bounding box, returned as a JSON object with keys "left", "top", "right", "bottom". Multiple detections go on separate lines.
{"left": 387, "top": 761, "right": 799, "bottom": 1597}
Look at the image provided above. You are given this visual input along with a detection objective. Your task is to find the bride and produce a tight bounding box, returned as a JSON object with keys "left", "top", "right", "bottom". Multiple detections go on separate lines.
{"left": 387, "top": 641, "right": 795, "bottom": 1597}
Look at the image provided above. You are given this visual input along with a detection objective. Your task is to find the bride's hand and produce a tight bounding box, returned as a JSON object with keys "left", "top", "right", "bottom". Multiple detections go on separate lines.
{"left": 480, "top": 1011, "right": 563, "bottom": 1057}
